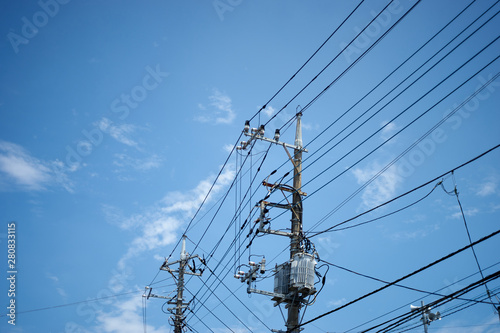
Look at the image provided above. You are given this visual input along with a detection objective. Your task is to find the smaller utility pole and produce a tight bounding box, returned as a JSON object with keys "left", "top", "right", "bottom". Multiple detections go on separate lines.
{"left": 145, "top": 236, "right": 204, "bottom": 332}
{"left": 410, "top": 301, "right": 441, "bottom": 333}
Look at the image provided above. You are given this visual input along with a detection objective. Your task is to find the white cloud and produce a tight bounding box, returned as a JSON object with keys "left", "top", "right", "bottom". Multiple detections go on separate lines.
{"left": 98, "top": 118, "right": 138, "bottom": 148}
{"left": 261, "top": 105, "right": 275, "bottom": 118}
{"left": 96, "top": 167, "right": 235, "bottom": 333}
{"left": 475, "top": 178, "right": 497, "bottom": 197}
{"left": 95, "top": 296, "right": 169, "bottom": 333}
{"left": 0, "top": 140, "right": 73, "bottom": 192}
{"left": 196, "top": 89, "right": 236, "bottom": 124}
{"left": 114, "top": 165, "right": 235, "bottom": 270}
{"left": 113, "top": 153, "right": 162, "bottom": 172}
{"left": 451, "top": 207, "right": 479, "bottom": 219}
{"left": 433, "top": 316, "right": 499, "bottom": 333}
{"left": 352, "top": 162, "right": 403, "bottom": 208}
{"left": 223, "top": 144, "right": 235, "bottom": 153}
{"left": 327, "top": 298, "right": 346, "bottom": 307}
{"left": 380, "top": 121, "right": 397, "bottom": 141}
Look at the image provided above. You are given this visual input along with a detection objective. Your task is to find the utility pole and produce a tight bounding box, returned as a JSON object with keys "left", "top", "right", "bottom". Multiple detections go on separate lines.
{"left": 145, "top": 236, "right": 204, "bottom": 332}
{"left": 288, "top": 111, "right": 304, "bottom": 333}
{"left": 410, "top": 301, "right": 441, "bottom": 333}
{"left": 236, "top": 112, "right": 316, "bottom": 333}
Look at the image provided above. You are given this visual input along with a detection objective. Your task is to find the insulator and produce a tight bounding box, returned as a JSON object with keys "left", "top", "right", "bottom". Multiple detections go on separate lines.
{"left": 249, "top": 261, "right": 256, "bottom": 266}
{"left": 274, "top": 129, "right": 280, "bottom": 141}
{"left": 244, "top": 120, "right": 250, "bottom": 133}
{"left": 258, "top": 125, "right": 265, "bottom": 136}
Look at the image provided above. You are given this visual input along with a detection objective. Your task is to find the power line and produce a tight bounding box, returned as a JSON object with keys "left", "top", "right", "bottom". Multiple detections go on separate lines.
{"left": 263, "top": 3, "right": 499, "bottom": 225}
{"left": 295, "top": 227, "right": 500, "bottom": 329}
{"left": 321, "top": 259, "right": 497, "bottom": 305}
{"left": 343, "top": 261, "right": 500, "bottom": 332}
{"left": 249, "top": 0, "right": 366, "bottom": 123}
{"left": 273, "top": 0, "right": 422, "bottom": 131}
{"left": 308, "top": 143, "right": 500, "bottom": 238}
{"left": 373, "top": 273, "right": 500, "bottom": 332}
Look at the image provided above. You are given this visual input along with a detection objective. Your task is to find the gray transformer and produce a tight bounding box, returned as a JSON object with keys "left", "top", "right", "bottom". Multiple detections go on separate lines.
{"left": 290, "top": 252, "right": 316, "bottom": 295}
{"left": 273, "top": 252, "right": 317, "bottom": 304}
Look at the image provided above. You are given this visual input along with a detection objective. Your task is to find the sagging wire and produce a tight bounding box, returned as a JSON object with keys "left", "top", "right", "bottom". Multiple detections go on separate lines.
{"left": 442, "top": 171, "right": 500, "bottom": 316}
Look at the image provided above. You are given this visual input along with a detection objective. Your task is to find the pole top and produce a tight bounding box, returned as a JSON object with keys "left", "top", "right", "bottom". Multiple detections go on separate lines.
{"left": 294, "top": 113, "right": 303, "bottom": 149}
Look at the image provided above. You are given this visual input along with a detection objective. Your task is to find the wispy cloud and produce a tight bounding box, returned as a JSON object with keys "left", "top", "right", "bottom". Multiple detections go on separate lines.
{"left": 261, "top": 105, "right": 275, "bottom": 118}
{"left": 475, "top": 176, "right": 498, "bottom": 197}
{"left": 96, "top": 167, "right": 236, "bottom": 332}
{"left": 98, "top": 118, "right": 138, "bottom": 148}
{"left": 113, "top": 153, "right": 162, "bottom": 172}
{"left": 433, "top": 316, "right": 499, "bottom": 333}
{"left": 46, "top": 272, "right": 68, "bottom": 298}
{"left": 327, "top": 298, "right": 346, "bottom": 307}
{"left": 196, "top": 89, "right": 236, "bottom": 124}
{"left": 0, "top": 140, "right": 73, "bottom": 192}
{"left": 110, "top": 165, "right": 235, "bottom": 270}
{"left": 352, "top": 162, "right": 403, "bottom": 209}
{"left": 95, "top": 296, "right": 169, "bottom": 333}
{"left": 380, "top": 121, "right": 398, "bottom": 141}
{"left": 451, "top": 207, "right": 479, "bottom": 219}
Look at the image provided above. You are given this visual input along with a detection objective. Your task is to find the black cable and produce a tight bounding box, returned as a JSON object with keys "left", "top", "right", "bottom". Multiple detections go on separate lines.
{"left": 196, "top": 274, "right": 254, "bottom": 332}
{"left": 259, "top": 0, "right": 486, "bottom": 194}
{"left": 452, "top": 177, "right": 499, "bottom": 313}
{"left": 307, "top": 68, "right": 500, "bottom": 236}
{"left": 165, "top": 131, "right": 243, "bottom": 261}
{"left": 248, "top": 0, "right": 366, "bottom": 123}
{"left": 265, "top": 3, "right": 500, "bottom": 225}
{"left": 295, "top": 227, "right": 500, "bottom": 329}
{"left": 279, "top": 0, "right": 423, "bottom": 130}
{"left": 316, "top": 181, "right": 441, "bottom": 234}
{"left": 295, "top": 0, "right": 481, "bottom": 156}
{"left": 182, "top": 284, "right": 236, "bottom": 333}
{"left": 187, "top": 307, "right": 215, "bottom": 333}
{"left": 343, "top": 261, "right": 500, "bottom": 332}
{"left": 204, "top": 264, "right": 273, "bottom": 331}
{"left": 322, "top": 259, "right": 497, "bottom": 305}
{"left": 308, "top": 143, "right": 500, "bottom": 239}
{"left": 374, "top": 272, "right": 500, "bottom": 332}
{"left": 268, "top": 0, "right": 410, "bottom": 130}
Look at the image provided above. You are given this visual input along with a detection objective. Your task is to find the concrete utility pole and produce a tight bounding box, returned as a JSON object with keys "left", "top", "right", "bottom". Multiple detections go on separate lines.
{"left": 146, "top": 236, "right": 204, "bottom": 332}
{"left": 173, "top": 238, "right": 188, "bottom": 333}
{"left": 288, "top": 111, "right": 304, "bottom": 332}
{"left": 410, "top": 300, "right": 441, "bottom": 333}
{"left": 236, "top": 113, "right": 315, "bottom": 333}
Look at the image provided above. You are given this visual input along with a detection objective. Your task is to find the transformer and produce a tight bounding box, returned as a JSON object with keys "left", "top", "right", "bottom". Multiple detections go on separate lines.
{"left": 289, "top": 252, "right": 316, "bottom": 295}
{"left": 273, "top": 262, "right": 290, "bottom": 295}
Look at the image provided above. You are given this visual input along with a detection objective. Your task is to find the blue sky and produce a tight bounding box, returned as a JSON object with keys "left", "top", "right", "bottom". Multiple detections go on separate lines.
{"left": 1, "top": 0, "right": 499, "bottom": 332}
